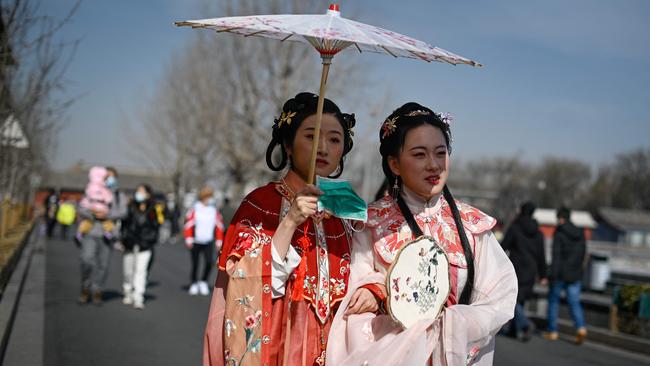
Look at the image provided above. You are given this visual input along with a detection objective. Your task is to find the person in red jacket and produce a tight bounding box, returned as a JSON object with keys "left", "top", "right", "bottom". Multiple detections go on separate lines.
{"left": 184, "top": 186, "right": 224, "bottom": 296}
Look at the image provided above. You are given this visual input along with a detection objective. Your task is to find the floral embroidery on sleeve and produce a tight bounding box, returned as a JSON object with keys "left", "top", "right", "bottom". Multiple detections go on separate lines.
{"left": 223, "top": 220, "right": 272, "bottom": 366}
{"left": 224, "top": 296, "right": 263, "bottom": 366}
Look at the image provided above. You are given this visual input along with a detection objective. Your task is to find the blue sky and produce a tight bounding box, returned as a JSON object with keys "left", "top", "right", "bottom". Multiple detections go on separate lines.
{"left": 44, "top": 0, "right": 650, "bottom": 171}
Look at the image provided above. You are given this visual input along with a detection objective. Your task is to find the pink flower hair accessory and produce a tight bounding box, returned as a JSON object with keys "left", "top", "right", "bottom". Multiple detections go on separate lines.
{"left": 437, "top": 112, "right": 453, "bottom": 126}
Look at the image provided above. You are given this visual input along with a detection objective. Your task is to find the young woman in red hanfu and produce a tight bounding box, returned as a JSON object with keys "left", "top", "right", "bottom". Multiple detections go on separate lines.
{"left": 202, "top": 92, "right": 357, "bottom": 366}
{"left": 327, "top": 103, "right": 518, "bottom": 366}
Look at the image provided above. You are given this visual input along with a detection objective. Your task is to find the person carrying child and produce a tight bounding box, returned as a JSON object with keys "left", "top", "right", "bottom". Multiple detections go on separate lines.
{"left": 76, "top": 166, "right": 127, "bottom": 305}
{"left": 75, "top": 166, "right": 115, "bottom": 245}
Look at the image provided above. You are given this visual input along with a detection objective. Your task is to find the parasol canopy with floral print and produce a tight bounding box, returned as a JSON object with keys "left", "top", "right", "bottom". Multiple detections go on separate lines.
{"left": 176, "top": 4, "right": 481, "bottom": 183}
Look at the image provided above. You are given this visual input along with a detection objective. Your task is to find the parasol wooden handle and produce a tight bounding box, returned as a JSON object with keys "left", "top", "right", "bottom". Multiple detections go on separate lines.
{"left": 307, "top": 59, "right": 332, "bottom": 184}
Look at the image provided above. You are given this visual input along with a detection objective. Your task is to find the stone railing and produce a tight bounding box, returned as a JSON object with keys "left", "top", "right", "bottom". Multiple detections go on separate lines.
{"left": 588, "top": 240, "right": 650, "bottom": 278}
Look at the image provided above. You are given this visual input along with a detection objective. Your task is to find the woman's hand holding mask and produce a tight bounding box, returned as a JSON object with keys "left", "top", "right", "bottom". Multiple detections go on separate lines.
{"left": 285, "top": 185, "right": 323, "bottom": 228}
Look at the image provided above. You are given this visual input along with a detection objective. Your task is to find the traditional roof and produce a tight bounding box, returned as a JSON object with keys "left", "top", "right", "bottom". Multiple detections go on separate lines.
{"left": 533, "top": 208, "right": 597, "bottom": 229}
{"left": 597, "top": 207, "right": 650, "bottom": 231}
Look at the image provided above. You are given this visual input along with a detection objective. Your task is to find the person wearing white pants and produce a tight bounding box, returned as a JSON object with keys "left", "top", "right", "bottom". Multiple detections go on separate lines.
{"left": 122, "top": 246, "right": 152, "bottom": 308}
{"left": 120, "top": 184, "right": 159, "bottom": 309}
{"left": 183, "top": 186, "right": 224, "bottom": 296}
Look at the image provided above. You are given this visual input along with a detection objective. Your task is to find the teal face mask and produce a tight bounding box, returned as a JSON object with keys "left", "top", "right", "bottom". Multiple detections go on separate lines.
{"left": 316, "top": 176, "right": 367, "bottom": 222}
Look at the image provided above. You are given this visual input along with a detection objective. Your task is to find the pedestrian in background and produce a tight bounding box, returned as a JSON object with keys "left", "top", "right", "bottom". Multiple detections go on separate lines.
{"left": 501, "top": 201, "right": 547, "bottom": 342}
{"left": 120, "top": 184, "right": 159, "bottom": 309}
{"left": 44, "top": 188, "right": 59, "bottom": 238}
{"left": 56, "top": 199, "right": 77, "bottom": 240}
{"left": 164, "top": 192, "right": 181, "bottom": 243}
{"left": 75, "top": 166, "right": 115, "bottom": 246}
{"left": 76, "top": 167, "right": 127, "bottom": 305}
{"left": 218, "top": 196, "right": 235, "bottom": 234}
{"left": 104, "top": 166, "right": 128, "bottom": 248}
{"left": 544, "top": 206, "right": 588, "bottom": 344}
{"left": 183, "top": 186, "right": 223, "bottom": 296}
{"left": 145, "top": 197, "right": 166, "bottom": 278}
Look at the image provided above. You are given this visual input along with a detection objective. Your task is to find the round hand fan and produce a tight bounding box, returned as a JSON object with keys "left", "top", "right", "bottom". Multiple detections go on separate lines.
{"left": 386, "top": 236, "right": 450, "bottom": 329}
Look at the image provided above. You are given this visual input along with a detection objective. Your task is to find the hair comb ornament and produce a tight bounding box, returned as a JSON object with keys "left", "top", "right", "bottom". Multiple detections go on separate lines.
{"left": 277, "top": 111, "right": 297, "bottom": 128}
{"left": 381, "top": 116, "right": 398, "bottom": 139}
{"left": 405, "top": 110, "right": 432, "bottom": 117}
{"left": 345, "top": 113, "right": 356, "bottom": 137}
{"left": 381, "top": 110, "right": 454, "bottom": 140}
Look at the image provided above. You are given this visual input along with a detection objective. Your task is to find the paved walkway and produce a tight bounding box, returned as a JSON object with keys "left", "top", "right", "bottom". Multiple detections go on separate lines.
{"left": 495, "top": 332, "right": 650, "bottom": 365}
{"left": 44, "top": 234, "right": 213, "bottom": 366}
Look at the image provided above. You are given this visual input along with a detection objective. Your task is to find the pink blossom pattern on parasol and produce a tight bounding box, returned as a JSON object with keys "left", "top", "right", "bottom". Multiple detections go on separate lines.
{"left": 176, "top": 4, "right": 481, "bottom": 66}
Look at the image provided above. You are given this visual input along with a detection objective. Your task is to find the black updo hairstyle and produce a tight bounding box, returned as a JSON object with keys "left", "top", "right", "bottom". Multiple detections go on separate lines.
{"left": 265, "top": 92, "right": 356, "bottom": 178}
{"left": 379, "top": 102, "right": 475, "bottom": 305}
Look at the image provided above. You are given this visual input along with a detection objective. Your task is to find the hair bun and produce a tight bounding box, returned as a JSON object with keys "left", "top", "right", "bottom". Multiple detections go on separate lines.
{"left": 283, "top": 93, "right": 317, "bottom": 114}
{"left": 294, "top": 92, "right": 317, "bottom": 101}
{"left": 343, "top": 113, "right": 356, "bottom": 129}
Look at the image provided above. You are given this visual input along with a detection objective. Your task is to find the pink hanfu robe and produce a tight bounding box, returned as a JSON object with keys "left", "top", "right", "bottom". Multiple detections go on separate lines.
{"left": 326, "top": 188, "right": 517, "bottom": 366}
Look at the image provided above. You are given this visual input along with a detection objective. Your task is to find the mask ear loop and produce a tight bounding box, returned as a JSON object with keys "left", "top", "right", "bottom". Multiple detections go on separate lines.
{"left": 327, "top": 160, "right": 344, "bottom": 179}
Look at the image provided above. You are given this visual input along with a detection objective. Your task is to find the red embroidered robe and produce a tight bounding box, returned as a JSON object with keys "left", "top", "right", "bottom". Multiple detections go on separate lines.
{"left": 203, "top": 181, "right": 352, "bottom": 366}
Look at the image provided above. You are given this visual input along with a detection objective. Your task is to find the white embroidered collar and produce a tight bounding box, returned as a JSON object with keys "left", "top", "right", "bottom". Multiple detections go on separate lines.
{"left": 400, "top": 185, "right": 443, "bottom": 217}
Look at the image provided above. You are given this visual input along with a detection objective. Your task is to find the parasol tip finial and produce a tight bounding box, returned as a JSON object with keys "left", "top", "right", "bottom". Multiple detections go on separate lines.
{"left": 327, "top": 4, "right": 341, "bottom": 16}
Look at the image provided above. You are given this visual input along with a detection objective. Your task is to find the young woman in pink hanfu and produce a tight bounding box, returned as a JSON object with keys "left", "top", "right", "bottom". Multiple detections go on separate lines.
{"left": 326, "top": 103, "right": 518, "bottom": 366}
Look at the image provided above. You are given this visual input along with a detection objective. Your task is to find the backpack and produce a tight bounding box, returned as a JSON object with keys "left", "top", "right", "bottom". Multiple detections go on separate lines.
{"left": 56, "top": 202, "right": 76, "bottom": 226}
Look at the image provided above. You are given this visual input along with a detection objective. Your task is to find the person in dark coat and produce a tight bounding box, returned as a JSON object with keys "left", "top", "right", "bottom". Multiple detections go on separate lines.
{"left": 120, "top": 184, "right": 159, "bottom": 309}
{"left": 219, "top": 197, "right": 236, "bottom": 233}
{"left": 544, "top": 206, "right": 587, "bottom": 344}
{"left": 501, "top": 201, "right": 547, "bottom": 341}
{"left": 44, "top": 188, "right": 59, "bottom": 238}
{"left": 164, "top": 192, "right": 181, "bottom": 240}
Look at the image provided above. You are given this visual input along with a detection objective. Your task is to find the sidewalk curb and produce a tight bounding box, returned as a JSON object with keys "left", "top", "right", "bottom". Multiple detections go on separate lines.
{"left": 0, "top": 225, "right": 38, "bottom": 364}
{"left": 531, "top": 315, "right": 650, "bottom": 357}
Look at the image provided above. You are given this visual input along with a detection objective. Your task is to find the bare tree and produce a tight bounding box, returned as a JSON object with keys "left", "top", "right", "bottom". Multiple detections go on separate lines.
{"left": 0, "top": 0, "right": 79, "bottom": 202}
{"left": 342, "top": 90, "right": 391, "bottom": 201}
{"left": 470, "top": 156, "right": 533, "bottom": 222}
{"left": 584, "top": 148, "right": 650, "bottom": 211}
{"left": 583, "top": 165, "right": 616, "bottom": 212}
{"left": 530, "top": 157, "right": 591, "bottom": 209}
{"left": 126, "top": 0, "right": 370, "bottom": 202}
{"left": 612, "top": 148, "right": 650, "bottom": 210}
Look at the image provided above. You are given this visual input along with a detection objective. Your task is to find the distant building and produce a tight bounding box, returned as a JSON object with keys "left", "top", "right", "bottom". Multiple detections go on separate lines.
{"left": 594, "top": 207, "right": 650, "bottom": 247}
{"left": 533, "top": 208, "right": 597, "bottom": 240}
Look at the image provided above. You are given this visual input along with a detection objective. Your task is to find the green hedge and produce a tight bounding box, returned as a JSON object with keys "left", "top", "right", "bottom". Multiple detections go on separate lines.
{"left": 615, "top": 284, "right": 650, "bottom": 338}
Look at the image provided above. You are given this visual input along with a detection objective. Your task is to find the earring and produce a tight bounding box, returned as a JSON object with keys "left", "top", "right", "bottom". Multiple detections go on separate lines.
{"left": 392, "top": 176, "right": 400, "bottom": 197}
